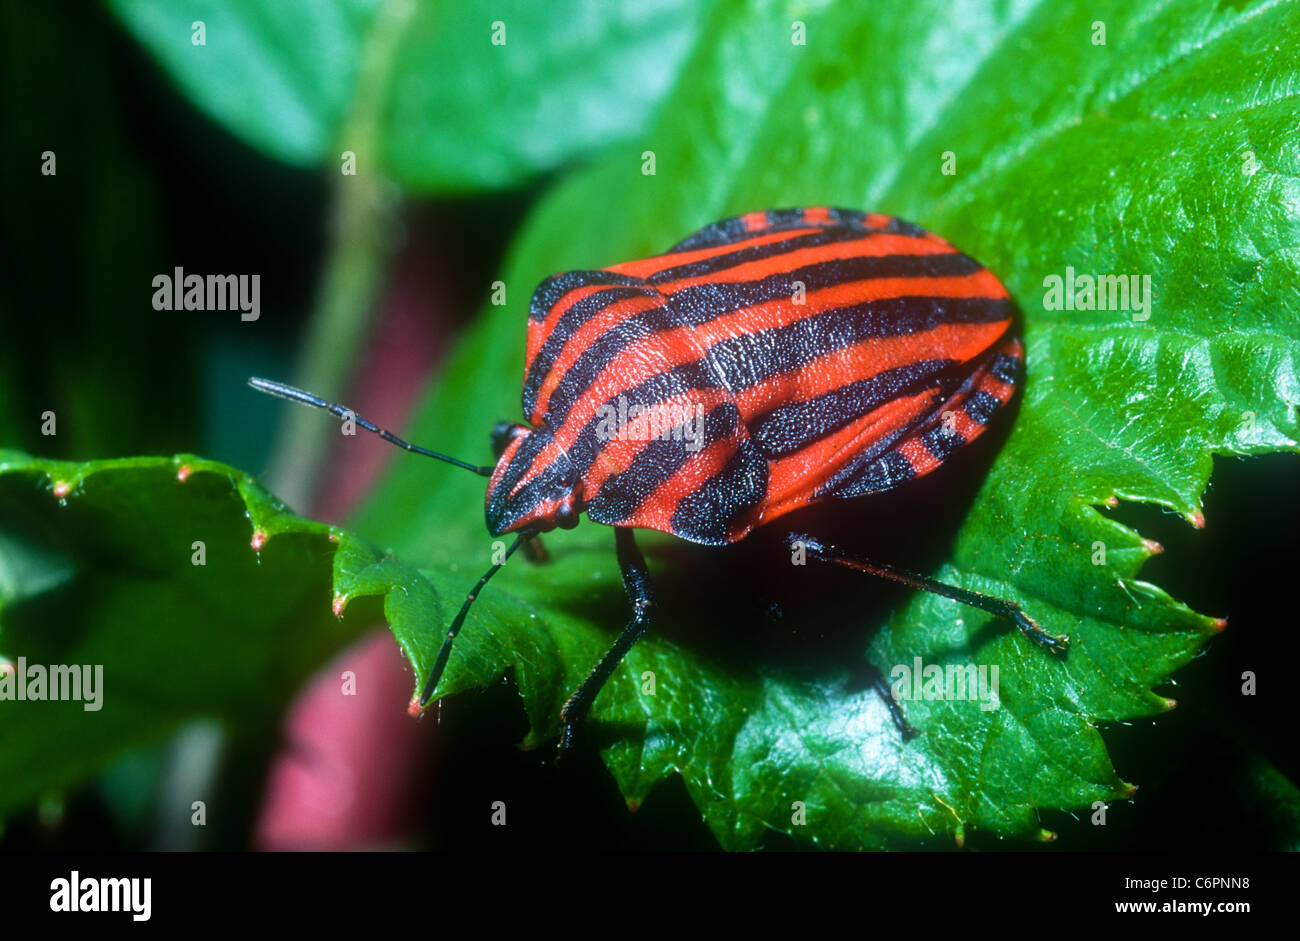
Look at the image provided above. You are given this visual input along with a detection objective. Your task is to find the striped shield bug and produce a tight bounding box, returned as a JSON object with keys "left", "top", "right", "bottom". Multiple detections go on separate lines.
{"left": 252, "top": 206, "right": 1067, "bottom": 754}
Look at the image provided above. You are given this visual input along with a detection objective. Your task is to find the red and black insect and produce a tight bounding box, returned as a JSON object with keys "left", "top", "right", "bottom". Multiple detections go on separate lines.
{"left": 252, "top": 206, "right": 1067, "bottom": 753}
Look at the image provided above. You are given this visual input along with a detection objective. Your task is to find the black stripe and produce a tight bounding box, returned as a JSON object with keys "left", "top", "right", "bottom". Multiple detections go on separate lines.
{"left": 528, "top": 270, "right": 644, "bottom": 322}
{"left": 766, "top": 208, "right": 807, "bottom": 229}
{"left": 749, "top": 359, "right": 956, "bottom": 458}
{"left": 882, "top": 217, "right": 928, "bottom": 238}
{"left": 828, "top": 209, "right": 927, "bottom": 238}
{"left": 669, "top": 437, "right": 769, "bottom": 545}
{"left": 667, "top": 211, "right": 832, "bottom": 253}
{"left": 705, "top": 297, "right": 1013, "bottom": 395}
{"left": 585, "top": 402, "right": 742, "bottom": 527}
{"left": 666, "top": 208, "right": 927, "bottom": 254}
{"left": 921, "top": 425, "right": 965, "bottom": 463}
{"left": 815, "top": 449, "right": 916, "bottom": 499}
{"left": 991, "top": 351, "right": 1021, "bottom": 385}
{"left": 662, "top": 251, "right": 980, "bottom": 301}
{"left": 963, "top": 389, "right": 1001, "bottom": 425}
{"left": 669, "top": 216, "right": 755, "bottom": 253}
{"left": 642, "top": 254, "right": 981, "bottom": 340}
{"left": 533, "top": 253, "right": 984, "bottom": 427}
{"left": 830, "top": 208, "right": 867, "bottom": 228}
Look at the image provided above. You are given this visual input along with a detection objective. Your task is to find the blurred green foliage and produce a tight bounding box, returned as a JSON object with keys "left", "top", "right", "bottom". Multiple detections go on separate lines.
{"left": 108, "top": 0, "right": 716, "bottom": 190}
{"left": 0, "top": 1, "right": 192, "bottom": 457}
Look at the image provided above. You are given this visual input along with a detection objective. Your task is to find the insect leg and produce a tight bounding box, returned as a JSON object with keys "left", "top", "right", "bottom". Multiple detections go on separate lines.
{"left": 417, "top": 533, "right": 530, "bottom": 709}
{"left": 558, "top": 527, "right": 655, "bottom": 756}
{"left": 869, "top": 669, "right": 920, "bottom": 740}
{"left": 789, "top": 532, "right": 1069, "bottom": 654}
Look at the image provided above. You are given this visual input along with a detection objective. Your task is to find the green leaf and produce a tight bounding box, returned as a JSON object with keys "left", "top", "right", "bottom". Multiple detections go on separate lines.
{"left": 350, "top": 0, "right": 1300, "bottom": 848}
{"left": 106, "top": 0, "right": 715, "bottom": 191}
{"left": 0, "top": 452, "right": 442, "bottom": 819}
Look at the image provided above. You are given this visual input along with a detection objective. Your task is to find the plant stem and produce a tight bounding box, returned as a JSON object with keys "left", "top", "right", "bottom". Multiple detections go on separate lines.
{"left": 265, "top": 0, "right": 416, "bottom": 510}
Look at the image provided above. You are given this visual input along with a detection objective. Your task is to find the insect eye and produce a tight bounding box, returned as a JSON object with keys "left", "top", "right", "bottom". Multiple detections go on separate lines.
{"left": 491, "top": 420, "right": 528, "bottom": 458}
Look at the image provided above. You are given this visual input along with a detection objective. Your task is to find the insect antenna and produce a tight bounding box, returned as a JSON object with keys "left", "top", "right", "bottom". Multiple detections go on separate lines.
{"left": 418, "top": 532, "right": 530, "bottom": 708}
{"left": 248, "top": 377, "right": 495, "bottom": 476}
